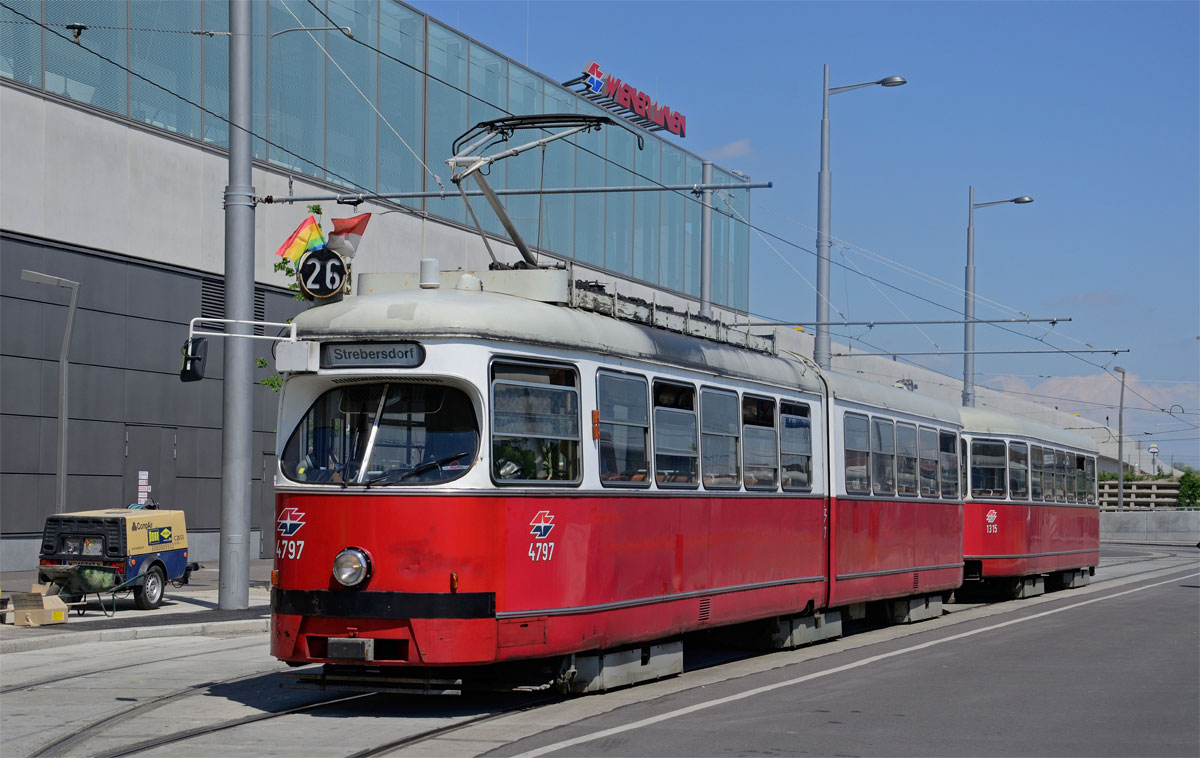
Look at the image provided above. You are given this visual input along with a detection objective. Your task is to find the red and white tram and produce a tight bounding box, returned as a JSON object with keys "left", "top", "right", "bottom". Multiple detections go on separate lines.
{"left": 267, "top": 267, "right": 984, "bottom": 691}
{"left": 959, "top": 407, "right": 1099, "bottom": 597}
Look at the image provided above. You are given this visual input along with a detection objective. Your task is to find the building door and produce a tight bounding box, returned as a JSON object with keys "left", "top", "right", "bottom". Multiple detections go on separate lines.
{"left": 124, "top": 426, "right": 177, "bottom": 509}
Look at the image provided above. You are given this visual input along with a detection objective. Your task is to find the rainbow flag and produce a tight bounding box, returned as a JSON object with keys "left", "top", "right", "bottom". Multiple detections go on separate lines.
{"left": 275, "top": 215, "right": 325, "bottom": 261}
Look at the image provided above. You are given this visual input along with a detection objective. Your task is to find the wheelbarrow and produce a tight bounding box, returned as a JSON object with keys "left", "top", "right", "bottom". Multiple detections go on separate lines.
{"left": 37, "top": 564, "right": 147, "bottom": 617}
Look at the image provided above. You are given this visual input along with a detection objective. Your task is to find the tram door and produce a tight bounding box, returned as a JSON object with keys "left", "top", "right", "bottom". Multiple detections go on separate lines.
{"left": 123, "top": 425, "right": 177, "bottom": 509}
{"left": 259, "top": 451, "right": 277, "bottom": 558}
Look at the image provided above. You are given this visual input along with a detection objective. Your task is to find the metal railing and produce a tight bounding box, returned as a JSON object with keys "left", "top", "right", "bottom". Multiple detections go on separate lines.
{"left": 1099, "top": 480, "right": 1183, "bottom": 510}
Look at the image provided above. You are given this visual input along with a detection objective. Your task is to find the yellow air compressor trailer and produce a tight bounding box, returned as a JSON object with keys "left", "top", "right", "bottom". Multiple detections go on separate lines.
{"left": 37, "top": 507, "right": 198, "bottom": 610}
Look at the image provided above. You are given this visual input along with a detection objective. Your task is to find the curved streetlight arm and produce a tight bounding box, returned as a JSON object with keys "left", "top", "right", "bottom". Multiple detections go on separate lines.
{"left": 828, "top": 81, "right": 883, "bottom": 96}
{"left": 814, "top": 66, "right": 906, "bottom": 370}
{"left": 962, "top": 187, "right": 1033, "bottom": 407}
{"left": 972, "top": 196, "right": 1033, "bottom": 210}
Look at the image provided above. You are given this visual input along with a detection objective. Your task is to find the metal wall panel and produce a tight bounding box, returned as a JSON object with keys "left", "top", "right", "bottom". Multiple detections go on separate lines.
{"left": 194, "top": 427, "right": 223, "bottom": 478}
{"left": 126, "top": 264, "right": 198, "bottom": 323}
{"left": 123, "top": 317, "right": 184, "bottom": 373}
{"left": 0, "top": 415, "right": 40, "bottom": 473}
{"left": 0, "top": 296, "right": 46, "bottom": 358}
{"left": 0, "top": 474, "right": 42, "bottom": 532}
{"left": 0, "top": 356, "right": 48, "bottom": 416}
{"left": 68, "top": 474, "right": 123, "bottom": 512}
{"left": 69, "top": 309, "right": 129, "bottom": 370}
{"left": 69, "top": 419, "right": 125, "bottom": 475}
{"left": 68, "top": 364, "right": 127, "bottom": 422}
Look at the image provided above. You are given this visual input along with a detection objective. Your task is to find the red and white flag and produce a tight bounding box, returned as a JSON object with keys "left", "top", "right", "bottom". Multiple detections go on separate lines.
{"left": 326, "top": 213, "right": 371, "bottom": 258}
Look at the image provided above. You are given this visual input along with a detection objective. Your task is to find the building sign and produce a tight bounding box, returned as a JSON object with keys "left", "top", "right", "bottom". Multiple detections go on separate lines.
{"left": 568, "top": 61, "right": 687, "bottom": 138}
{"left": 320, "top": 342, "right": 426, "bottom": 369}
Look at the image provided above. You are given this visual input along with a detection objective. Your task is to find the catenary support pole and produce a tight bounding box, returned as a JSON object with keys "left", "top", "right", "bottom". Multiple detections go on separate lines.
{"left": 700, "top": 161, "right": 713, "bottom": 318}
{"left": 1115, "top": 366, "right": 1127, "bottom": 511}
{"left": 219, "top": 0, "right": 255, "bottom": 610}
{"left": 814, "top": 65, "right": 833, "bottom": 370}
{"left": 964, "top": 186, "right": 977, "bottom": 407}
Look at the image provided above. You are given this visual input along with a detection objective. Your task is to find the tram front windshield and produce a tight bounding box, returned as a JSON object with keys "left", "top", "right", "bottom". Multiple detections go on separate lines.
{"left": 281, "top": 383, "right": 478, "bottom": 485}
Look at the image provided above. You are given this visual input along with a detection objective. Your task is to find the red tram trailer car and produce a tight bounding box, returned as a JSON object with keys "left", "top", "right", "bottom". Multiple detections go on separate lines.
{"left": 265, "top": 267, "right": 1006, "bottom": 693}
{"left": 960, "top": 407, "right": 1100, "bottom": 598}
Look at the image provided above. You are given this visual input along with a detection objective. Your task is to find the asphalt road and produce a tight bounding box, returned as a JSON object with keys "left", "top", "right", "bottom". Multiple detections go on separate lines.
{"left": 489, "top": 566, "right": 1198, "bottom": 757}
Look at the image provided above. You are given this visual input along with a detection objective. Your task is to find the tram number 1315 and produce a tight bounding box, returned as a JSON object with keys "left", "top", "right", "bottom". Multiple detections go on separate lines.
{"left": 528, "top": 542, "right": 555, "bottom": 562}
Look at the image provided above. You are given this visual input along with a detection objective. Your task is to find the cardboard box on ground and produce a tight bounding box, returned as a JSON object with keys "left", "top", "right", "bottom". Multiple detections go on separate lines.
{"left": 1, "top": 583, "right": 81, "bottom": 626}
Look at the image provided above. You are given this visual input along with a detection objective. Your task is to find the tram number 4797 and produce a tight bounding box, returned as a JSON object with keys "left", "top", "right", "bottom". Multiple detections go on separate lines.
{"left": 528, "top": 542, "right": 555, "bottom": 562}
{"left": 278, "top": 539, "right": 305, "bottom": 559}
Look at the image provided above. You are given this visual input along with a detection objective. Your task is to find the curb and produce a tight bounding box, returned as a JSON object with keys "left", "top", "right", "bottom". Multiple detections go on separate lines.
{"left": 1099, "top": 539, "right": 1200, "bottom": 548}
{"left": 0, "top": 618, "right": 269, "bottom": 655}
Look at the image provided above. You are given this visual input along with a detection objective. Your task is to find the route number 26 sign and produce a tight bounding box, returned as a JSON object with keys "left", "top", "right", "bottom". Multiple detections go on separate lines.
{"left": 297, "top": 248, "right": 348, "bottom": 300}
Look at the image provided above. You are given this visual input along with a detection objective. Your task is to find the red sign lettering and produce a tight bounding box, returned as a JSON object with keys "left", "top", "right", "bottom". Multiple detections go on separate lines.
{"left": 580, "top": 62, "right": 687, "bottom": 138}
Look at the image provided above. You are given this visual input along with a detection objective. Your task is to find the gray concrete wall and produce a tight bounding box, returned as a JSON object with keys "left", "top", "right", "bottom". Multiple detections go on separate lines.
{"left": 1100, "top": 510, "right": 1200, "bottom": 544}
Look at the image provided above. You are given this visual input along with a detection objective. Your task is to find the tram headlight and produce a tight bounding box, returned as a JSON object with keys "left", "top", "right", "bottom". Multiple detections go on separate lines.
{"left": 332, "top": 547, "right": 371, "bottom": 587}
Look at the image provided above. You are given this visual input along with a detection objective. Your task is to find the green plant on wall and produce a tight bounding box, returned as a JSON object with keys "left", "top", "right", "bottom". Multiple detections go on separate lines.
{"left": 259, "top": 205, "right": 323, "bottom": 392}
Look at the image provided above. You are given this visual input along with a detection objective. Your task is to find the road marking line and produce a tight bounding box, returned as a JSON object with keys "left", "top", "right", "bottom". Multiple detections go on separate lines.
{"left": 514, "top": 570, "right": 1199, "bottom": 758}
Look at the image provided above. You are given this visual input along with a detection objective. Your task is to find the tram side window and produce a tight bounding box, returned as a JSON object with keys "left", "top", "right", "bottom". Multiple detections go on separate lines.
{"left": 844, "top": 414, "right": 871, "bottom": 495}
{"left": 1064, "top": 452, "right": 1077, "bottom": 502}
{"left": 491, "top": 362, "right": 580, "bottom": 483}
{"left": 781, "top": 402, "right": 813, "bottom": 491}
{"left": 597, "top": 372, "right": 650, "bottom": 487}
{"left": 918, "top": 427, "right": 939, "bottom": 497}
{"left": 896, "top": 423, "right": 918, "bottom": 496}
{"left": 871, "top": 418, "right": 896, "bottom": 496}
{"left": 1009, "top": 442, "right": 1029, "bottom": 500}
{"left": 970, "top": 439, "right": 1007, "bottom": 498}
{"left": 1030, "top": 445, "right": 1044, "bottom": 501}
{"left": 701, "top": 388, "right": 741, "bottom": 489}
{"left": 1074, "top": 454, "right": 1088, "bottom": 503}
{"left": 941, "top": 431, "right": 960, "bottom": 499}
{"left": 654, "top": 381, "right": 698, "bottom": 487}
{"left": 742, "top": 396, "right": 778, "bottom": 490}
{"left": 1085, "top": 456, "right": 1097, "bottom": 504}
{"left": 1054, "top": 449, "right": 1068, "bottom": 502}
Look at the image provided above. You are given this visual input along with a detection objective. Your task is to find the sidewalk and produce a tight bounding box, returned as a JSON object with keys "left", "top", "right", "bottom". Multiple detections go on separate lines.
{"left": 0, "top": 559, "right": 275, "bottom": 654}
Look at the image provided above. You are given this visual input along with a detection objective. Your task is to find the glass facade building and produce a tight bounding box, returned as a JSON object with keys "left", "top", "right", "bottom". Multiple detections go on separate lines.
{"left": 0, "top": 0, "right": 750, "bottom": 310}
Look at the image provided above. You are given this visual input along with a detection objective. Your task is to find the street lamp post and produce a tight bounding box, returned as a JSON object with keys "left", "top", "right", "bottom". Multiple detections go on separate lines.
{"left": 814, "top": 65, "right": 906, "bottom": 370}
{"left": 21, "top": 270, "right": 81, "bottom": 513}
{"left": 1115, "top": 366, "right": 1127, "bottom": 510}
{"left": 962, "top": 187, "right": 1033, "bottom": 406}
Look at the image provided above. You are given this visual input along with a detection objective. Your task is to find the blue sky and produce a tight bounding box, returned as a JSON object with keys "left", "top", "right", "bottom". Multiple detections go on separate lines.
{"left": 410, "top": 0, "right": 1199, "bottom": 467}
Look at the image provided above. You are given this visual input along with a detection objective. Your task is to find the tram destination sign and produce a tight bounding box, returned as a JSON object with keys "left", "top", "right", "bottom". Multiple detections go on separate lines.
{"left": 320, "top": 342, "right": 426, "bottom": 369}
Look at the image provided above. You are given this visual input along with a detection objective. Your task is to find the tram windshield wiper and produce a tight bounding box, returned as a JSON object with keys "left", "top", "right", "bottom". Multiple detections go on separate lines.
{"left": 398, "top": 452, "right": 472, "bottom": 481}
{"left": 360, "top": 452, "right": 472, "bottom": 488}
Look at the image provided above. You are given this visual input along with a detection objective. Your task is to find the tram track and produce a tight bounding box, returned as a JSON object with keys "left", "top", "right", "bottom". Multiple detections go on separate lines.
{"left": 0, "top": 639, "right": 264, "bottom": 694}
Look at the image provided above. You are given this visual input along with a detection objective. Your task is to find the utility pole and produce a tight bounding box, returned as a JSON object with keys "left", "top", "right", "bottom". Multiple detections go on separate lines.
{"left": 1115, "top": 366, "right": 1127, "bottom": 511}
{"left": 700, "top": 161, "right": 713, "bottom": 318}
{"left": 219, "top": 0, "right": 255, "bottom": 609}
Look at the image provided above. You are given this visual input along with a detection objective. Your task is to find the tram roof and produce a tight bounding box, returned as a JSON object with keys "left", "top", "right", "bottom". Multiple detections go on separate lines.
{"left": 823, "top": 371, "right": 963, "bottom": 427}
{"left": 959, "top": 406, "right": 1098, "bottom": 453}
{"left": 292, "top": 286, "right": 825, "bottom": 396}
